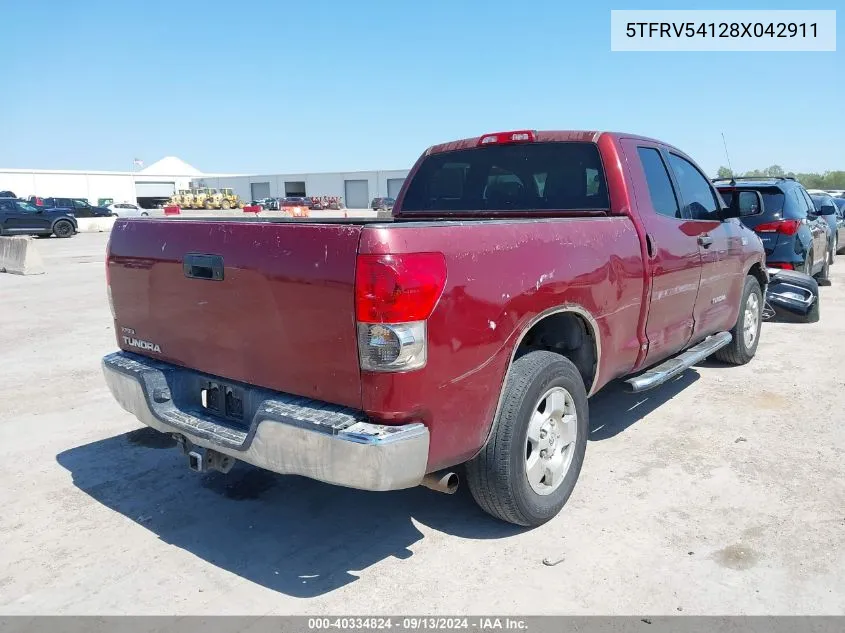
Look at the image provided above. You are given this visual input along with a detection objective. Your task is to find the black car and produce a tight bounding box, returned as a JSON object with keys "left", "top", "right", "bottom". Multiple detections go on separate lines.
{"left": 0, "top": 190, "right": 16, "bottom": 198}
{"left": 37, "top": 197, "right": 115, "bottom": 218}
{"left": 810, "top": 194, "right": 844, "bottom": 262}
{"left": 371, "top": 197, "right": 395, "bottom": 211}
{"left": 0, "top": 198, "right": 77, "bottom": 238}
{"left": 714, "top": 177, "right": 831, "bottom": 281}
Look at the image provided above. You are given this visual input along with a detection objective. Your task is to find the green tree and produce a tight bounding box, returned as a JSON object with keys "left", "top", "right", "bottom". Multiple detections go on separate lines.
{"left": 716, "top": 166, "right": 733, "bottom": 178}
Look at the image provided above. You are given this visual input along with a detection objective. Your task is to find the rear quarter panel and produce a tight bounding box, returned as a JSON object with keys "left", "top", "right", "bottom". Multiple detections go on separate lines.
{"left": 359, "top": 218, "right": 645, "bottom": 470}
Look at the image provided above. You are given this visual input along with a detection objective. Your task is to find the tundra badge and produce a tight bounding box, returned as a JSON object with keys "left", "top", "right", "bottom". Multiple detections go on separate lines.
{"left": 122, "top": 335, "right": 162, "bottom": 354}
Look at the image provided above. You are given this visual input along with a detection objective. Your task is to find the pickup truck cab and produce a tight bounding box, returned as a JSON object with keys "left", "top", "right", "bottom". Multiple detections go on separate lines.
{"left": 103, "top": 130, "right": 767, "bottom": 526}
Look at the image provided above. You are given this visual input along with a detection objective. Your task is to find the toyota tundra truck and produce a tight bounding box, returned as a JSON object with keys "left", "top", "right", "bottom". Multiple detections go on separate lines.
{"left": 102, "top": 130, "right": 767, "bottom": 526}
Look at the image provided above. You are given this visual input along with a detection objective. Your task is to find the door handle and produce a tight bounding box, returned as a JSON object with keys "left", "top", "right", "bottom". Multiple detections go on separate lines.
{"left": 698, "top": 234, "right": 713, "bottom": 248}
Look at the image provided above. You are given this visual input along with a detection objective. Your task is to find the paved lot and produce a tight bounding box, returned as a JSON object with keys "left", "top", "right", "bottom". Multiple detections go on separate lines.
{"left": 1, "top": 232, "right": 844, "bottom": 615}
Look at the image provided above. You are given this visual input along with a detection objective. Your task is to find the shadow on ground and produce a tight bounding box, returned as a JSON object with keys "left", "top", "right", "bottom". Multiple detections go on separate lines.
{"left": 589, "top": 371, "right": 699, "bottom": 440}
{"left": 57, "top": 429, "right": 521, "bottom": 599}
{"left": 57, "top": 370, "right": 700, "bottom": 598}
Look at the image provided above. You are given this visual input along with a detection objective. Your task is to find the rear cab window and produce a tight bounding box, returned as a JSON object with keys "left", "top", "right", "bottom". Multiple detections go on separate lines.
{"left": 400, "top": 142, "right": 609, "bottom": 214}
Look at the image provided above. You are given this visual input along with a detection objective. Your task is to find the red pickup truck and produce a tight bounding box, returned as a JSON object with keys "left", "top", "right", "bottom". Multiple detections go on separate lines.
{"left": 103, "top": 130, "right": 767, "bottom": 526}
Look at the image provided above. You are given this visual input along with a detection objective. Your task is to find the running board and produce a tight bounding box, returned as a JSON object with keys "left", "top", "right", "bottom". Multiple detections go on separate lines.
{"left": 625, "top": 332, "right": 732, "bottom": 393}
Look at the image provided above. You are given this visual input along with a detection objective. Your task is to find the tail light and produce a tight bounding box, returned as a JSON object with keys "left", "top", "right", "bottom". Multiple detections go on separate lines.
{"left": 754, "top": 220, "right": 801, "bottom": 236}
{"left": 478, "top": 130, "right": 537, "bottom": 146}
{"left": 355, "top": 253, "right": 447, "bottom": 372}
{"left": 105, "top": 249, "right": 115, "bottom": 319}
{"left": 767, "top": 262, "right": 794, "bottom": 270}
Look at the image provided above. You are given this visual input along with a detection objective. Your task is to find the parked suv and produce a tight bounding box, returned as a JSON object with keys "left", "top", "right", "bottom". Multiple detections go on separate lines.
{"left": 810, "top": 194, "right": 844, "bottom": 260}
{"left": 714, "top": 177, "right": 831, "bottom": 281}
{"left": 0, "top": 198, "right": 77, "bottom": 238}
{"left": 36, "top": 197, "right": 115, "bottom": 218}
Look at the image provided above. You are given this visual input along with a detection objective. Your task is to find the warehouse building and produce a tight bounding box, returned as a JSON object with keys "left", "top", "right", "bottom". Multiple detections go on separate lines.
{"left": 195, "top": 169, "right": 410, "bottom": 209}
{"left": 0, "top": 157, "right": 410, "bottom": 209}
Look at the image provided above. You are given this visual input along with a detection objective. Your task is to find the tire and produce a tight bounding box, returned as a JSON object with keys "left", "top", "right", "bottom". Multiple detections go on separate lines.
{"left": 829, "top": 239, "right": 836, "bottom": 265}
{"left": 222, "top": 200, "right": 231, "bottom": 210}
{"left": 141, "top": 212, "right": 149, "bottom": 217}
{"left": 52, "top": 220, "right": 74, "bottom": 239}
{"left": 465, "top": 351, "right": 589, "bottom": 527}
{"left": 713, "top": 275, "right": 762, "bottom": 365}
{"left": 804, "top": 251, "right": 814, "bottom": 276}
{"left": 204, "top": 201, "right": 213, "bottom": 210}
{"left": 837, "top": 235, "right": 844, "bottom": 255}
{"left": 815, "top": 252, "right": 830, "bottom": 284}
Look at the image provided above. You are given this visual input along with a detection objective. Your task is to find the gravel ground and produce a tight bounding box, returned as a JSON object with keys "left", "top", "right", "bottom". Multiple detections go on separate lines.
{"left": 1, "top": 232, "right": 843, "bottom": 615}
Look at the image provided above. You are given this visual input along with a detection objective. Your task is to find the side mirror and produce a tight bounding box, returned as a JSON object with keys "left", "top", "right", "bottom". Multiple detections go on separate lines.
{"left": 819, "top": 205, "right": 836, "bottom": 216}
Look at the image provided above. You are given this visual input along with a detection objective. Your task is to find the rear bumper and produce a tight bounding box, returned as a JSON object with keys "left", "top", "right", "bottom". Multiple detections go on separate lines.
{"left": 102, "top": 351, "right": 430, "bottom": 491}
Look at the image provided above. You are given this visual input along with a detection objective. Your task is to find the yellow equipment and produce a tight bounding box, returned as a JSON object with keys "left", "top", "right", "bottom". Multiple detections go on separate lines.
{"left": 220, "top": 188, "right": 243, "bottom": 209}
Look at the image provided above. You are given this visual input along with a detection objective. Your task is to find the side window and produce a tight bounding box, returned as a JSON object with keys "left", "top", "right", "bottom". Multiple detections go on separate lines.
{"left": 637, "top": 147, "right": 681, "bottom": 219}
{"left": 72, "top": 199, "right": 89, "bottom": 209}
{"left": 792, "top": 189, "right": 809, "bottom": 217}
{"left": 802, "top": 190, "right": 818, "bottom": 214}
{"left": 0, "top": 200, "right": 15, "bottom": 211}
{"left": 667, "top": 153, "right": 720, "bottom": 221}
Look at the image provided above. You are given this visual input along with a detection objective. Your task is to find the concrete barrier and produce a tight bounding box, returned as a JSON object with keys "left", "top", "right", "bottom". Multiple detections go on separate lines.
{"left": 76, "top": 217, "right": 117, "bottom": 233}
{"left": 0, "top": 236, "right": 45, "bottom": 275}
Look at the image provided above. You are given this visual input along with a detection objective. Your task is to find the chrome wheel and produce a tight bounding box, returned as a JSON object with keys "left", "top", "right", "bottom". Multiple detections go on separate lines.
{"left": 525, "top": 387, "right": 577, "bottom": 495}
{"left": 743, "top": 292, "right": 760, "bottom": 349}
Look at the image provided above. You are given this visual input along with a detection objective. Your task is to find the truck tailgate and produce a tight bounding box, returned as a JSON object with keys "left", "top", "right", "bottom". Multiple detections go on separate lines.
{"left": 107, "top": 219, "right": 363, "bottom": 409}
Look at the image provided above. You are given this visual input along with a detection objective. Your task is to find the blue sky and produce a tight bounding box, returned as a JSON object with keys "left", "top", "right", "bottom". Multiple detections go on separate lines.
{"left": 0, "top": 0, "right": 841, "bottom": 176}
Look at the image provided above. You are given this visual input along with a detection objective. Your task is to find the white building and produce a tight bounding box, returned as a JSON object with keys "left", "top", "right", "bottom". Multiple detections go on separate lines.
{"left": 0, "top": 157, "right": 410, "bottom": 209}
{"left": 194, "top": 170, "right": 409, "bottom": 209}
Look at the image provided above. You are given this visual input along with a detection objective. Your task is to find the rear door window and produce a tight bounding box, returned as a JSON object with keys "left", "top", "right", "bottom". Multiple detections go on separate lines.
{"left": 666, "top": 153, "right": 720, "bottom": 221}
{"left": 637, "top": 147, "right": 681, "bottom": 219}
{"left": 401, "top": 142, "right": 609, "bottom": 213}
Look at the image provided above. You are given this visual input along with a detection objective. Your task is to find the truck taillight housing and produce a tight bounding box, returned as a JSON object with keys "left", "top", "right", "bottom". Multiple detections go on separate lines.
{"left": 355, "top": 253, "right": 447, "bottom": 372}
{"left": 106, "top": 250, "right": 115, "bottom": 319}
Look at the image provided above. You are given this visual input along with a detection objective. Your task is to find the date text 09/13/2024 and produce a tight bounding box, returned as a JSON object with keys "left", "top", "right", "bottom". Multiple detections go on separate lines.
{"left": 307, "top": 618, "right": 528, "bottom": 631}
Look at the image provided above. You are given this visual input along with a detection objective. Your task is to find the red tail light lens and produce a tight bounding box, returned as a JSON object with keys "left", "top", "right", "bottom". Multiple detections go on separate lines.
{"left": 355, "top": 253, "right": 447, "bottom": 323}
{"left": 754, "top": 220, "right": 800, "bottom": 236}
{"left": 477, "top": 130, "right": 537, "bottom": 146}
{"left": 767, "top": 262, "right": 794, "bottom": 270}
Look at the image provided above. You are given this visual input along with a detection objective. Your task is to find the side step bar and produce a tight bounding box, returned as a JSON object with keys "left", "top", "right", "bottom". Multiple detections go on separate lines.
{"left": 625, "top": 332, "right": 732, "bottom": 393}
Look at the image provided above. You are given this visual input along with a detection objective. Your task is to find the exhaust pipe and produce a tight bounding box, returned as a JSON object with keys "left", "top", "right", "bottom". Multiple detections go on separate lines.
{"left": 421, "top": 470, "right": 459, "bottom": 494}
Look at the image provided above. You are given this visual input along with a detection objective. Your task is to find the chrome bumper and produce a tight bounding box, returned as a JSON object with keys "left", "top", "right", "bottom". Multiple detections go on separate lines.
{"left": 102, "top": 352, "right": 430, "bottom": 491}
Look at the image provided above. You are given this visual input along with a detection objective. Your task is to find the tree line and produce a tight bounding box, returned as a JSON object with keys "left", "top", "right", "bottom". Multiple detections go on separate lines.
{"left": 716, "top": 165, "right": 845, "bottom": 190}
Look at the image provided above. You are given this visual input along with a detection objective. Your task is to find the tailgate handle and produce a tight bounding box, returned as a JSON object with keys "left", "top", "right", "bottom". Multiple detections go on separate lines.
{"left": 183, "top": 254, "right": 224, "bottom": 281}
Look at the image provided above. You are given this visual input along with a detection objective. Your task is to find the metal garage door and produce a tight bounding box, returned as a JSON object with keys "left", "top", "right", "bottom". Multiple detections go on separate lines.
{"left": 250, "top": 182, "right": 271, "bottom": 200}
{"left": 344, "top": 180, "right": 369, "bottom": 209}
{"left": 387, "top": 178, "right": 405, "bottom": 199}
{"left": 135, "top": 182, "right": 175, "bottom": 197}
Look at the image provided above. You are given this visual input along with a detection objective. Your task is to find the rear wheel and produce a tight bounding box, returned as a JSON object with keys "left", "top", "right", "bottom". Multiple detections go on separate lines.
{"left": 222, "top": 200, "right": 231, "bottom": 210}
{"left": 465, "top": 351, "right": 588, "bottom": 527}
{"left": 815, "top": 253, "right": 830, "bottom": 284}
{"left": 829, "top": 239, "right": 836, "bottom": 265}
{"left": 714, "top": 275, "right": 762, "bottom": 365}
{"left": 53, "top": 220, "right": 74, "bottom": 239}
{"left": 804, "top": 251, "right": 814, "bottom": 275}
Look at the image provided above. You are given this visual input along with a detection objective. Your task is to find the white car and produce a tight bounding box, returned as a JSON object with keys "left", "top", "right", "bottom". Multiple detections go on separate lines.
{"left": 107, "top": 202, "right": 148, "bottom": 218}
